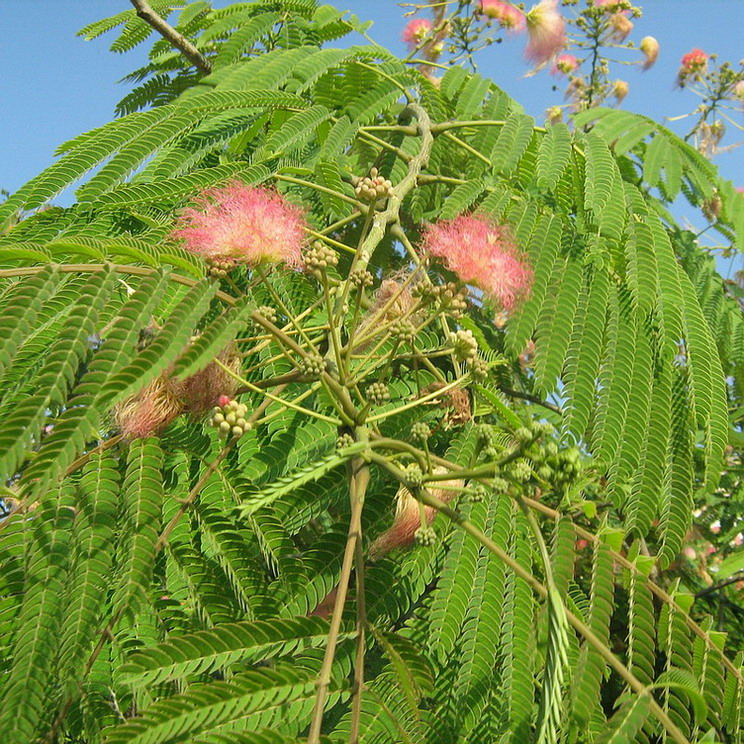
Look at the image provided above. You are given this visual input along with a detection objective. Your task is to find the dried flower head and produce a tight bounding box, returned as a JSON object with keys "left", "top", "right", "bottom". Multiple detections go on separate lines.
{"left": 525, "top": 0, "right": 566, "bottom": 66}
{"left": 369, "top": 468, "right": 464, "bottom": 560}
{"left": 613, "top": 79, "right": 629, "bottom": 103}
{"left": 402, "top": 18, "right": 433, "bottom": 48}
{"left": 114, "top": 375, "right": 183, "bottom": 439}
{"left": 172, "top": 182, "right": 306, "bottom": 268}
{"left": 479, "top": 0, "right": 526, "bottom": 32}
{"left": 422, "top": 214, "right": 533, "bottom": 310}
{"left": 179, "top": 346, "right": 242, "bottom": 417}
{"left": 551, "top": 53, "right": 579, "bottom": 75}
{"left": 639, "top": 36, "right": 659, "bottom": 70}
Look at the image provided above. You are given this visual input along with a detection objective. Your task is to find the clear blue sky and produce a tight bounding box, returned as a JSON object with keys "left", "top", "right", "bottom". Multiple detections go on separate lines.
{"left": 2, "top": 1, "right": 743, "bottom": 207}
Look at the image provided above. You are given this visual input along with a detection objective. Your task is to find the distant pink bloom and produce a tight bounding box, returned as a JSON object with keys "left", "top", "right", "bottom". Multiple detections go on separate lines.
{"left": 173, "top": 183, "right": 306, "bottom": 267}
{"left": 682, "top": 546, "right": 696, "bottom": 560}
{"left": 736, "top": 187, "right": 744, "bottom": 194}
{"left": 525, "top": 0, "right": 566, "bottom": 65}
{"left": 710, "top": 520, "right": 721, "bottom": 534}
{"left": 677, "top": 48, "right": 707, "bottom": 86}
{"left": 423, "top": 214, "right": 533, "bottom": 310}
{"left": 681, "top": 48, "right": 708, "bottom": 71}
{"left": 479, "top": 0, "right": 526, "bottom": 32}
{"left": 639, "top": 36, "right": 659, "bottom": 70}
{"left": 402, "top": 18, "right": 433, "bottom": 48}
{"left": 731, "top": 532, "right": 744, "bottom": 547}
{"left": 575, "top": 538, "right": 590, "bottom": 552}
{"left": 218, "top": 394, "right": 232, "bottom": 408}
{"left": 551, "top": 53, "right": 579, "bottom": 75}
{"left": 608, "top": 12, "right": 633, "bottom": 41}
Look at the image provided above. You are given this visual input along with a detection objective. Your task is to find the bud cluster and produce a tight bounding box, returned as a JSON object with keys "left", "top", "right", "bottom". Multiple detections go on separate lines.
{"left": 367, "top": 381, "right": 390, "bottom": 406}
{"left": 299, "top": 353, "right": 326, "bottom": 378}
{"left": 447, "top": 329, "right": 478, "bottom": 361}
{"left": 255, "top": 305, "right": 278, "bottom": 324}
{"left": 353, "top": 167, "right": 394, "bottom": 202}
{"left": 336, "top": 432, "right": 355, "bottom": 450}
{"left": 414, "top": 526, "right": 437, "bottom": 547}
{"left": 403, "top": 464, "right": 425, "bottom": 489}
{"left": 390, "top": 318, "right": 415, "bottom": 344}
{"left": 304, "top": 241, "right": 339, "bottom": 272}
{"left": 414, "top": 282, "right": 469, "bottom": 318}
{"left": 469, "top": 356, "right": 488, "bottom": 381}
{"left": 206, "top": 258, "right": 234, "bottom": 278}
{"left": 211, "top": 396, "right": 251, "bottom": 440}
{"left": 349, "top": 267, "right": 374, "bottom": 289}
{"left": 410, "top": 421, "right": 430, "bottom": 442}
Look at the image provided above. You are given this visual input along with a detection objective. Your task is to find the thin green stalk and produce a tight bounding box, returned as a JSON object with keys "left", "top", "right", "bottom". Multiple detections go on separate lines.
{"left": 213, "top": 358, "right": 340, "bottom": 425}
{"left": 307, "top": 455, "right": 370, "bottom": 744}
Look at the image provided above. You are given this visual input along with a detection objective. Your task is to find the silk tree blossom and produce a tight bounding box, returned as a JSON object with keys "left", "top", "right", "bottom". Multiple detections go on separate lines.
{"left": 479, "top": 0, "right": 526, "bottom": 32}
{"left": 172, "top": 182, "right": 306, "bottom": 267}
{"left": 525, "top": 0, "right": 566, "bottom": 66}
{"left": 402, "top": 18, "right": 433, "bottom": 48}
{"left": 422, "top": 214, "right": 533, "bottom": 310}
{"left": 677, "top": 48, "right": 708, "bottom": 86}
{"left": 639, "top": 36, "right": 659, "bottom": 70}
{"left": 551, "top": 53, "right": 579, "bottom": 75}
{"left": 368, "top": 469, "right": 464, "bottom": 560}
{"left": 114, "top": 375, "right": 183, "bottom": 439}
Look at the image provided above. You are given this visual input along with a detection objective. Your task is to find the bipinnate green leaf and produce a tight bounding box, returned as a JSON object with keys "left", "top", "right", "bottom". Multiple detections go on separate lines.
{"left": 120, "top": 616, "right": 334, "bottom": 687}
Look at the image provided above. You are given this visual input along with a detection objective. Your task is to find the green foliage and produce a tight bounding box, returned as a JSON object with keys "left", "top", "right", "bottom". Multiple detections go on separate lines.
{"left": 0, "top": 1, "right": 742, "bottom": 743}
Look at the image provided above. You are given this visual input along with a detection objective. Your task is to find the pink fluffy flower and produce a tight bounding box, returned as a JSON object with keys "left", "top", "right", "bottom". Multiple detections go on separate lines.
{"left": 172, "top": 183, "right": 306, "bottom": 268}
{"left": 422, "top": 214, "right": 533, "bottom": 310}
{"left": 479, "top": 0, "right": 526, "bottom": 32}
{"left": 525, "top": 0, "right": 566, "bottom": 65}
{"left": 369, "top": 469, "right": 463, "bottom": 561}
{"left": 677, "top": 48, "right": 708, "bottom": 86}
{"left": 551, "top": 53, "right": 579, "bottom": 75}
{"left": 402, "top": 18, "right": 433, "bottom": 48}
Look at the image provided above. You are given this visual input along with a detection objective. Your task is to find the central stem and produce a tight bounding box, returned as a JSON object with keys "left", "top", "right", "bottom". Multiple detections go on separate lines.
{"left": 307, "top": 451, "right": 370, "bottom": 743}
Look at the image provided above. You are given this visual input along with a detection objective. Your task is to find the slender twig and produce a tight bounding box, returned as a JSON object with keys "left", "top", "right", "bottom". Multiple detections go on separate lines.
{"left": 349, "top": 484, "right": 368, "bottom": 743}
{"left": 695, "top": 572, "right": 744, "bottom": 599}
{"left": 129, "top": 0, "right": 212, "bottom": 74}
{"left": 307, "top": 455, "right": 370, "bottom": 743}
{"left": 500, "top": 387, "right": 562, "bottom": 414}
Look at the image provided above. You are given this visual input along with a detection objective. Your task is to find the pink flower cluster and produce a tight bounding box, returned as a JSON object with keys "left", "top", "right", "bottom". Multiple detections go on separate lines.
{"left": 479, "top": 0, "right": 526, "bottom": 33}
{"left": 551, "top": 53, "right": 579, "bottom": 76}
{"left": 678, "top": 48, "right": 708, "bottom": 86}
{"left": 402, "top": 18, "right": 433, "bottom": 48}
{"left": 172, "top": 182, "right": 306, "bottom": 268}
{"left": 422, "top": 214, "right": 533, "bottom": 311}
{"left": 525, "top": 0, "right": 566, "bottom": 66}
